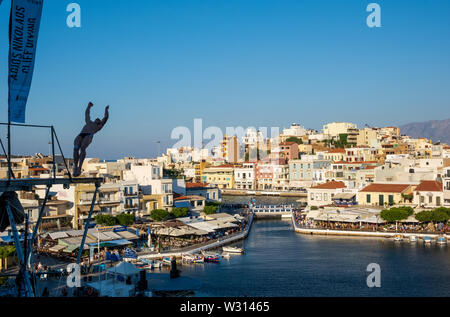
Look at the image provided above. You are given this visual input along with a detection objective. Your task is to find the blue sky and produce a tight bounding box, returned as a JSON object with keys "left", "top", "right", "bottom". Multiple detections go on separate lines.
{"left": 0, "top": 0, "right": 449, "bottom": 159}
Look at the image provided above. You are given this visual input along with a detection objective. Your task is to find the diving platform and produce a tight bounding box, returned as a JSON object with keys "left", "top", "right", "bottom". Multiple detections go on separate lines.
{"left": 0, "top": 177, "right": 104, "bottom": 192}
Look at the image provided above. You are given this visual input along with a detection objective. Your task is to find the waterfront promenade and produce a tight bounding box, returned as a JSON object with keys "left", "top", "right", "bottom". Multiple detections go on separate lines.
{"left": 221, "top": 188, "right": 307, "bottom": 197}
{"left": 138, "top": 213, "right": 254, "bottom": 260}
{"left": 291, "top": 213, "right": 448, "bottom": 239}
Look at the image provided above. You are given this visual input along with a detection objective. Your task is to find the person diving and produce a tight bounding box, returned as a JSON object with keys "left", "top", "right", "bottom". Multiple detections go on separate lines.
{"left": 73, "top": 102, "right": 109, "bottom": 177}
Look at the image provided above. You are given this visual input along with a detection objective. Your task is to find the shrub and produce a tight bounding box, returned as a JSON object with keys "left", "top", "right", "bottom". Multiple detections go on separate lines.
{"left": 0, "top": 246, "right": 16, "bottom": 259}
{"left": 205, "top": 201, "right": 221, "bottom": 207}
{"left": 285, "top": 136, "right": 303, "bottom": 145}
{"left": 203, "top": 206, "right": 218, "bottom": 215}
{"left": 150, "top": 209, "right": 171, "bottom": 221}
{"left": 116, "top": 213, "right": 135, "bottom": 226}
{"left": 94, "top": 214, "right": 118, "bottom": 226}
{"left": 171, "top": 207, "right": 189, "bottom": 218}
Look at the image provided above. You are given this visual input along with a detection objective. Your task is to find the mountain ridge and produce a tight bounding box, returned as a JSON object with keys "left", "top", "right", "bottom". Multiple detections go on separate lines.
{"left": 399, "top": 118, "right": 450, "bottom": 144}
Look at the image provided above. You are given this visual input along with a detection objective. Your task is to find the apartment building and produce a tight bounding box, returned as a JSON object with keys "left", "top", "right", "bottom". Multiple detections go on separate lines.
{"left": 234, "top": 163, "right": 256, "bottom": 190}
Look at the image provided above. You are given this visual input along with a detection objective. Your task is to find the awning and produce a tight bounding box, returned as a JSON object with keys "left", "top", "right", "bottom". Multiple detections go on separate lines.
{"left": 116, "top": 230, "right": 139, "bottom": 240}
{"left": 78, "top": 205, "right": 101, "bottom": 213}
{"left": 89, "top": 239, "right": 132, "bottom": 247}
{"left": 48, "top": 231, "right": 69, "bottom": 240}
{"left": 48, "top": 244, "right": 67, "bottom": 252}
{"left": 333, "top": 193, "right": 356, "bottom": 200}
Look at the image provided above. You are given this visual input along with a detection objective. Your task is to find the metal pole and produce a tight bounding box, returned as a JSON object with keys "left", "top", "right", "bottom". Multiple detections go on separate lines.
{"left": 0, "top": 138, "right": 15, "bottom": 179}
{"left": 51, "top": 126, "right": 56, "bottom": 179}
{"left": 52, "top": 127, "right": 72, "bottom": 179}
{"left": 5, "top": 203, "right": 34, "bottom": 297}
{"left": 27, "top": 185, "right": 51, "bottom": 267}
{"left": 7, "top": 118, "right": 11, "bottom": 183}
{"left": 76, "top": 183, "right": 100, "bottom": 265}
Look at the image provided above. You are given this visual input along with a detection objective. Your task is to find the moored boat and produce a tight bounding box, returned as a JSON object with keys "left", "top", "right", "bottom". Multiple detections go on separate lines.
{"left": 423, "top": 236, "right": 432, "bottom": 244}
{"left": 162, "top": 256, "right": 172, "bottom": 265}
{"left": 394, "top": 234, "right": 403, "bottom": 241}
{"left": 193, "top": 255, "right": 205, "bottom": 263}
{"left": 437, "top": 236, "right": 447, "bottom": 245}
{"left": 182, "top": 254, "right": 195, "bottom": 263}
{"left": 409, "top": 235, "right": 417, "bottom": 243}
{"left": 222, "top": 246, "right": 244, "bottom": 253}
{"left": 204, "top": 255, "right": 220, "bottom": 263}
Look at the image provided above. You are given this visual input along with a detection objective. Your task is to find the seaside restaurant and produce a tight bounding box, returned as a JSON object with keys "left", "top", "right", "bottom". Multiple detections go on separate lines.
{"left": 307, "top": 208, "right": 386, "bottom": 229}
{"left": 332, "top": 193, "right": 357, "bottom": 207}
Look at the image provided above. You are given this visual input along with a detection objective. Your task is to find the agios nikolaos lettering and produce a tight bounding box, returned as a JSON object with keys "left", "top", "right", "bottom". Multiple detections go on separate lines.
{"left": 8, "top": 0, "right": 44, "bottom": 123}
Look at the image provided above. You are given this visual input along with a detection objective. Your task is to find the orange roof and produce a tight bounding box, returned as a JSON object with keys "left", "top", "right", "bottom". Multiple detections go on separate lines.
{"left": 327, "top": 148, "right": 346, "bottom": 153}
{"left": 360, "top": 183, "right": 410, "bottom": 193}
{"left": 279, "top": 142, "right": 297, "bottom": 146}
{"left": 311, "top": 181, "right": 346, "bottom": 190}
{"left": 334, "top": 161, "right": 378, "bottom": 165}
{"left": 414, "top": 180, "right": 442, "bottom": 192}
{"left": 186, "top": 182, "right": 210, "bottom": 188}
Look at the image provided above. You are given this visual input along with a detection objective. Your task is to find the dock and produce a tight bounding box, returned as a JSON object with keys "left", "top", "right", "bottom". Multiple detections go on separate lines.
{"left": 138, "top": 213, "right": 254, "bottom": 260}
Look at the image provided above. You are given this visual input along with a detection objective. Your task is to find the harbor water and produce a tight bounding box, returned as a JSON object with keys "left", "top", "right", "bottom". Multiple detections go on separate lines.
{"left": 178, "top": 196, "right": 450, "bottom": 297}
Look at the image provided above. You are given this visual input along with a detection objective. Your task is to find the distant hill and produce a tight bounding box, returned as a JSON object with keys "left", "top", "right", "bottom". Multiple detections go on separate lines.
{"left": 399, "top": 118, "right": 450, "bottom": 144}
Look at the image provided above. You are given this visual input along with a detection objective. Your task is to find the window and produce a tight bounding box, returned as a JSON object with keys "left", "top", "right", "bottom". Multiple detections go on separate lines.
{"left": 366, "top": 194, "right": 371, "bottom": 203}
{"left": 324, "top": 193, "right": 328, "bottom": 201}
{"left": 388, "top": 195, "right": 394, "bottom": 204}
{"left": 429, "top": 196, "right": 432, "bottom": 204}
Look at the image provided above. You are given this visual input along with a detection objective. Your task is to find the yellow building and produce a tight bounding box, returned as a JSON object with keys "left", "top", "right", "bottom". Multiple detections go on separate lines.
{"left": 194, "top": 161, "right": 210, "bottom": 183}
{"left": 201, "top": 165, "right": 235, "bottom": 189}
{"left": 73, "top": 183, "right": 121, "bottom": 229}
{"left": 221, "top": 135, "right": 239, "bottom": 163}
{"left": 358, "top": 183, "right": 415, "bottom": 207}
{"left": 357, "top": 128, "right": 379, "bottom": 147}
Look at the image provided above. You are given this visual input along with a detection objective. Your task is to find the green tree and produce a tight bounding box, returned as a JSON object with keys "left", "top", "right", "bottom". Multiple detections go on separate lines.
{"left": 203, "top": 205, "right": 218, "bottom": 215}
{"left": 334, "top": 134, "right": 348, "bottom": 149}
{"left": 94, "top": 214, "right": 118, "bottom": 226}
{"left": 206, "top": 201, "right": 221, "bottom": 207}
{"left": 150, "top": 209, "right": 171, "bottom": 221}
{"left": 171, "top": 207, "right": 189, "bottom": 218}
{"left": 0, "top": 246, "right": 16, "bottom": 259}
{"left": 380, "top": 207, "right": 413, "bottom": 223}
{"left": 285, "top": 136, "right": 303, "bottom": 145}
{"left": 116, "top": 213, "right": 135, "bottom": 226}
{"left": 415, "top": 208, "right": 450, "bottom": 223}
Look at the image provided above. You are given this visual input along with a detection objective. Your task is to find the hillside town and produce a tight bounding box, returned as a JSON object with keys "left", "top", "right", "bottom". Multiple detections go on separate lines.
{"left": 1, "top": 121, "right": 449, "bottom": 233}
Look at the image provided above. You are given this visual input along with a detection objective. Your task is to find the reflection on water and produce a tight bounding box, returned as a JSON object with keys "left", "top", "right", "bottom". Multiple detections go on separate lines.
{"left": 179, "top": 205, "right": 449, "bottom": 296}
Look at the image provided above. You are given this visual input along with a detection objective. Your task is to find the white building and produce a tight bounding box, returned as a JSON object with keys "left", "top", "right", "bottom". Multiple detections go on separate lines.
{"left": 322, "top": 122, "right": 357, "bottom": 139}
{"left": 234, "top": 163, "right": 256, "bottom": 190}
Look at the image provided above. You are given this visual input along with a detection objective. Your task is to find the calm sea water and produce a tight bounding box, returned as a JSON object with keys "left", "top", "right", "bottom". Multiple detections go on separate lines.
{"left": 178, "top": 196, "right": 450, "bottom": 297}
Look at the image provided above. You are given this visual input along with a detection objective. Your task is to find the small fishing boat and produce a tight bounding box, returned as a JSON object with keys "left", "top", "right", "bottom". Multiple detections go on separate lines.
{"left": 192, "top": 255, "right": 204, "bottom": 263}
{"left": 423, "top": 236, "right": 432, "bottom": 244}
{"left": 408, "top": 235, "right": 417, "bottom": 243}
{"left": 162, "top": 256, "right": 173, "bottom": 265}
{"left": 222, "top": 246, "right": 244, "bottom": 253}
{"left": 394, "top": 234, "right": 403, "bottom": 241}
{"left": 182, "top": 254, "right": 195, "bottom": 264}
{"left": 204, "top": 255, "right": 220, "bottom": 263}
{"left": 437, "top": 236, "right": 447, "bottom": 245}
